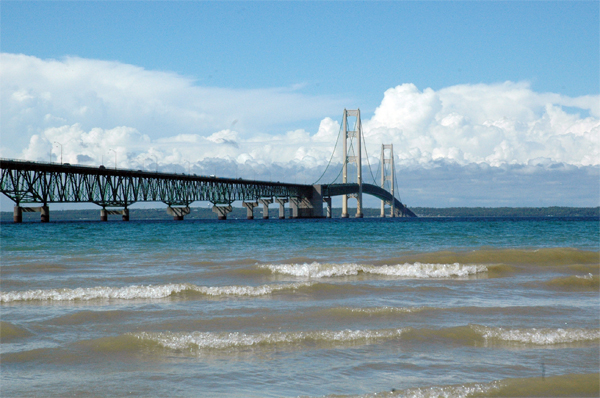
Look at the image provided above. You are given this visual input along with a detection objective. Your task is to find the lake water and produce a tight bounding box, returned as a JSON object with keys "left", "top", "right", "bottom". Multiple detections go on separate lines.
{"left": 1, "top": 217, "right": 599, "bottom": 397}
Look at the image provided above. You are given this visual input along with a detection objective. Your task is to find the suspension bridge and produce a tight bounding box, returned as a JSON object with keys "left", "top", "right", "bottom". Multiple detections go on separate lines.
{"left": 0, "top": 109, "right": 416, "bottom": 222}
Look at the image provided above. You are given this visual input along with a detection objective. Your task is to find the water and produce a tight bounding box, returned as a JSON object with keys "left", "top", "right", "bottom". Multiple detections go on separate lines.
{"left": 1, "top": 217, "right": 599, "bottom": 397}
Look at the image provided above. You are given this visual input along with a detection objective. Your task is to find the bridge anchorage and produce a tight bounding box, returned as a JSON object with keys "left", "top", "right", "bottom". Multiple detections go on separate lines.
{"left": 0, "top": 109, "right": 416, "bottom": 222}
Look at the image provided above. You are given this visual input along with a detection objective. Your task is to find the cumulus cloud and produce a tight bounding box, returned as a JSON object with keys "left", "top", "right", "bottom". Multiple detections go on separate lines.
{"left": 0, "top": 53, "right": 346, "bottom": 157}
{"left": 364, "top": 82, "right": 599, "bottom": 167}
{"left": 1, "top": 53, "right": 598, "bottom": 207}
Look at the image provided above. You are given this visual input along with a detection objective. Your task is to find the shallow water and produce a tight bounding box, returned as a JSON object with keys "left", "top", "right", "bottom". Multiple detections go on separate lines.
{"left": 1, "top": 217, "right": 599, "bottom": 397}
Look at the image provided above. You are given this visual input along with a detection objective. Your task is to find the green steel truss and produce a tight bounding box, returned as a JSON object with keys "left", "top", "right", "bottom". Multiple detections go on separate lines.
{"left": 0, "top": 159, "right": 312, "bottom": 207}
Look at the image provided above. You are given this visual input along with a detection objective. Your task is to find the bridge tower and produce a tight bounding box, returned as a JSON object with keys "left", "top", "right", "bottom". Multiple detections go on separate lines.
{"left": 341, "top": 109, "right": 363, "bottom": 218}
{"left": 380, "top": 144, "right": 396, "bottom": 217}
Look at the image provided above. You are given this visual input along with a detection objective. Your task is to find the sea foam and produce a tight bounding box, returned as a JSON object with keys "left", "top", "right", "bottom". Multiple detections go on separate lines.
{"left": 131, "top": 328, "right": 406, "bottom": 351}
{"left": 471, "top": 324, "right": 600, "bottom": 345}
{"left": 260, "top": 262, "right": 487, "bottom": 278}
{"left": 0, "top": 282, "right": 312, "bottom": 302}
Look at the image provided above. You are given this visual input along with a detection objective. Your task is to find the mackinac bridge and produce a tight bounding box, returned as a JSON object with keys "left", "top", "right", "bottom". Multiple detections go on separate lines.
{"left": 1, "top": 109, "right": 416, "bottom": 222}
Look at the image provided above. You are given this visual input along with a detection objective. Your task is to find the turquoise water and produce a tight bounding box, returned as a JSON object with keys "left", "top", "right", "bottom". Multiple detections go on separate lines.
{"left": 1, "top": 217, "right": 599, "bottom": 397}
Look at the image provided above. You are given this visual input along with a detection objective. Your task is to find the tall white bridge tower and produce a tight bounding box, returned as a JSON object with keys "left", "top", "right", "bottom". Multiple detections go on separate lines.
{"left": 380, "top": 144, "right": 396, "bottom": 217}
{"left": 341, "top": 109, "right": 363, "bottom": 218}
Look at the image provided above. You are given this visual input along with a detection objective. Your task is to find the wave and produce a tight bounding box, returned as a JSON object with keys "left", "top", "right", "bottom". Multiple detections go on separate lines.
{"left": 328, "top": 306, "right": 432, "bottom": 315}
{"left": 316, "top": 305, "right": 569, "bottom": 321}
{"left": 469, "top": 324, "right": 600, "bottom": 345}
{"left": 376, "top": 248, "right": 599, "bottom": 268}
{"left": 6, "top": 324, "right": 598, "bottom": 364}
{"left": 393, "top": 324, "right": 600, "bottom": 347}
{"left": 0, "top": 282, "right": 313, "bottom": 303}
{"left": 544, "top": 274, "right": 599, "bottom": 291}
{"left": 130, "top": 328, "right": 407, "bottom": 352}
{"left": 260, "top": 262, "right": 488, "bottom": 278}
{"left": 121, "top": 324, "right": 600, "bottom": 354}
{"left": 0, "top": 321, "right": 31, "bottom": 342}
{"left": 334, "top": 373, "right": 599, "bottom": 398}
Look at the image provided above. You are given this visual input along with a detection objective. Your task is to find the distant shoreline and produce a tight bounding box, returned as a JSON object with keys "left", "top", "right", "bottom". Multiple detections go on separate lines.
{"left": 1, "top": 206, "right": 598, "bottom": 222}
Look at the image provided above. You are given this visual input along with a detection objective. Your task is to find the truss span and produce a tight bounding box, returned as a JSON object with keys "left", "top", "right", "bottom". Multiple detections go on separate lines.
{"left": 0, "top": 159, "right": 312, "bottom": 207}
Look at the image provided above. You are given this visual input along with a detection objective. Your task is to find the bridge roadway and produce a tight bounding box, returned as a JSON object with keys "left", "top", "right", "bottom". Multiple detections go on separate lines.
{"left": 0, "top": 158, "right": 415, "bottom": 222}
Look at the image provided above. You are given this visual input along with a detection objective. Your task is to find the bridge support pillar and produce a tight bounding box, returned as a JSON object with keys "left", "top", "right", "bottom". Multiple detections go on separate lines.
{"left": 167, "top": 206, "right": 190, "bottom": 221}
{"left": 212, "top": 205, "right": 232, "bottom": 220}
{"left": 13, "top": 206, "right": 22, "bottom": 223}
{"left": 356, "top": 197, "right": 363, "bottom": 218}
{"left": 101, "top": 208, "right": 130, "bottom": 221}
{"left": 275, "top": 198, "right": 288, "bottom": 219}
{"left": 323, "top": 198, "right": 332, "bottom": 218}
{"left": 259, "top": 199, "right": 273, "bottom": 219}
{"left": 40, "top": 206, "right": 50, "bottom": 223}
{"left": 289, "top": 186, "right": 324, "bottom": 218}
{"left": 289, "top": 197, "right": 300, "bottom": 218}
{"left": 242, "top": 202, "right": 258, "bottom": 219}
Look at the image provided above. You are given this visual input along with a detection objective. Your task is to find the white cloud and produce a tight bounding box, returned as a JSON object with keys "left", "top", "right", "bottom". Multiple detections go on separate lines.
{"left": 0, "top": 53, "right": 345, "bottom": 157}
{"left": 364, "top": 82, "right": 599, "bottom": 167}
{"left": 2, "top": 53, "right": 599, "bottom": 207}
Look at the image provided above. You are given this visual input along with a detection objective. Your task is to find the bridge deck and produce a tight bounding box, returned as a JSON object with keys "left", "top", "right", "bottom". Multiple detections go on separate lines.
{"left": 1, "top": 159, "right": 416, "bottom": 219}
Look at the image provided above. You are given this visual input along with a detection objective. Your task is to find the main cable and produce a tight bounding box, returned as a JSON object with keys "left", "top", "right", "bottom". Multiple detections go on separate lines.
{"left": 361, "top": 124, "right": 378, "bottom": 185}
{"left": 313, "top": 120, "right": 343, "bottom": 184}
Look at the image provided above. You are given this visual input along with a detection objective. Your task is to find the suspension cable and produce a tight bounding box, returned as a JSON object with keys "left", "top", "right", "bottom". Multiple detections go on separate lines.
{"left": 313, "top": 121, "right": 343, "bottom": 184}
{"left": 394, "top": 168, "right": 402, "bottom": 203}
{"left": 361, "top": 123, "right": 378, "bottom": 185}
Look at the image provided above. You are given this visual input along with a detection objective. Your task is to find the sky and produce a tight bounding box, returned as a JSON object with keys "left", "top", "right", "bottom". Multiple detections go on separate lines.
{"left": 1, "top": 1, "right": 599, "bottom": 209}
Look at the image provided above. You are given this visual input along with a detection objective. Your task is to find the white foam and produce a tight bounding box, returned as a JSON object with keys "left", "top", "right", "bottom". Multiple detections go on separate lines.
{"left": 576, "top": 273, "right": 594, "bottom": 279}
{"left": 132, "top": 328, "right": 406, "bottom": 351}
{"left": 395, "top": 382, "right": 500, "bottom": 398}
{"left": 0, "top": 282, "right": 312, "bottom": 302}
{"left": 261, "top": 262, "right": 487, "bottom": 279}
{"left": 346, "top": 306, "right": 428, "bottom": 314}
{"left": 193, "top": 282, "right": 312, "bottom": 297}
{"left": 471, "top": 324, "right": 600, "bottom": 345}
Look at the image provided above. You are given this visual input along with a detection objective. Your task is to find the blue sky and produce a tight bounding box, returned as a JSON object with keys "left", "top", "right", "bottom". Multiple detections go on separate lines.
{"left": 5, "top": 2, "right": 597, "bottom": 104}
{"left": 1, "top": 1, "right": 599, "bottom": 208}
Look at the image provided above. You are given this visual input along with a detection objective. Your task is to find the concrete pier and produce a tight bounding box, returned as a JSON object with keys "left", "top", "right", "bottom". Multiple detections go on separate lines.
{"left": 13, "top": 206, "right": 51, "bottom": 223}
{"left": 323, "top": 197, "right": 332, "bottom": 218}
{"left": 212, "top": 205, "right": 232, "bottom": 220}
{"left": 40, "top": 206, "right": 50, "bottom": 223}
{"left": 13, "top": 206, "right": 22, "bottom": 223}
{"left": 275, "top": 198, "right": 288, "bottom": 219}
{"left": 167, "top": 206, "right": 190, "bottom": 221}
{"left": 242, "top": 202, "right": 258, "bottom": 219}
{"left": 259, "top": 198, "right": 273, "bottom": 219}
{"left": 101, "top": 208, "right": 129, "bottom": 221}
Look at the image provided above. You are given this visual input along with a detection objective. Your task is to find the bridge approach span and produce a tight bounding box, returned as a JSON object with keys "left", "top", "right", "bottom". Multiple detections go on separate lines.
{"left": 0, "top": 159, "right": 315, "bottom": 221}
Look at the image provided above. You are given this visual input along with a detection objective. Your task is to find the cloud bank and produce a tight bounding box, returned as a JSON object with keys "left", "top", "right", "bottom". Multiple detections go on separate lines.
{"left": 1, "top": 53, "right": 598, "bottom": 207}
{"left": 365, "top": 82, "right": 598, "bottom": 167}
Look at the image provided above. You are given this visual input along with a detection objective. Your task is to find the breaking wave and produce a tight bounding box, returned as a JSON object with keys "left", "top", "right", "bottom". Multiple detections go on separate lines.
{"left": 0, "top": 282, "right": 313, "bottom": 303}
{"left": 260, "top": 262, "right": 487, "bottom": 278}
{"left": 122, "top": 324, "right": 600, "bottom": 355}
{"left": 470, "top": 324, "right": 600, "bottom": 345}
{"left": 130, "top": 328, "right": 406, "bottom": 351}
